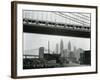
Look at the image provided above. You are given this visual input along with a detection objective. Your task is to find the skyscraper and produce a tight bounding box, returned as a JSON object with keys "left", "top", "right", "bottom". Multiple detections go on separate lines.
{"left": 73, "top": 46, "right": 77, "bottom": 59}
{"left": 68, "top": 41, "right": 71, "bottom": 51}
{"left": 60, "top": 39, "right": 64, "bottom": 57}
{"left": 74, "top": 46, "right": 76, "bottom": 52}
{"left": 56, "top": 43, "right": 59, "bottom": 54}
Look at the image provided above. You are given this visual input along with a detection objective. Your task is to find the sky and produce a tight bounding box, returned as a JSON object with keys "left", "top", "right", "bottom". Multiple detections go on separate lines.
{"left": 23, "top": 33, "right": 90, "bottom": 55}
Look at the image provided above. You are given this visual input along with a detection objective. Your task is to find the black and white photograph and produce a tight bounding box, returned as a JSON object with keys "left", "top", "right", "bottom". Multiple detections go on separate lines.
{"left": 23, "top": 10, "right": 91, "bottom": 69}
{"left": 11, "top": 1, "right": 97, "bottom": 78}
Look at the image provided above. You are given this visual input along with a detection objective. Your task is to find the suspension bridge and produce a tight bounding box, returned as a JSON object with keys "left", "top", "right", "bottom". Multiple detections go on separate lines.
{"left": 23, "top": 11, "right": 91, "bottom": 38}
{"left": 23, "top": 48, "right": 54, "bottom": 58}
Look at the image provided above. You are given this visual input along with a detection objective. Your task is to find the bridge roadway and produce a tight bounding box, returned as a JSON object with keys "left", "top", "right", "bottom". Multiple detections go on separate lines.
{"left": 23, "top": 54, "right": 39, "bottom": 58}
{"left": 23, "top": 19, "right": 90, "bottom": 38}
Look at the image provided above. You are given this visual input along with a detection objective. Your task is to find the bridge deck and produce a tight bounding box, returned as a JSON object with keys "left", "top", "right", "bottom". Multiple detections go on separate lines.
{"left": 23, "top": 23, "right": 90, "bottom": 38}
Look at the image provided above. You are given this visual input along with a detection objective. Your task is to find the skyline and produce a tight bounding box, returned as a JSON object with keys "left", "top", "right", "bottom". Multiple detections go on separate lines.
{"left": 23, "top": 33, "right": 90, "bottom": 55}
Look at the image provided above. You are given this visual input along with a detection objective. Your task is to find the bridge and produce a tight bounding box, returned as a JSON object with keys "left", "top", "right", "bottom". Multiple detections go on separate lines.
{"left": 23, "top": 11, "right": 91, "bottom": 38}
{"left": 23, "top": 48, "right": 53, "bottom": 58}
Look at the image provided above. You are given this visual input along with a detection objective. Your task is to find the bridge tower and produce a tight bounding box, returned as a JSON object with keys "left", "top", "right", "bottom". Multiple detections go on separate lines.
{"left": 39, "top": 47, "right": 44, "bottom": 58}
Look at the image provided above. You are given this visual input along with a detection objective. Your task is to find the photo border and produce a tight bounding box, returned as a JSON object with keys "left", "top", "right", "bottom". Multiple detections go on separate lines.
{"left": 11, "top": 1, "right": 98, "bottom": 78}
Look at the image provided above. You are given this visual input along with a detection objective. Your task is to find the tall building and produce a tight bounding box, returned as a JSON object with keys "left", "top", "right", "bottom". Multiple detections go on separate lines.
{"left": 67, "top": 41, "right": 76, "bottom": 63}
{"left": 76, "top": 48, "right": 84, "bottom": 61}
{"left": 73, "top": 46, "right": 77, "bottom": 60}
{"left": 63, "top": 49, "right": 68, "bottom": 57}
{"left": 80, "top": 50, "right": 91, "bottom": 65}
{"left": 60, "top": 39, "right": 64, "bottom": 57}
{"left": 56, "top": 43, "right": 59, "bottom": 54}
{"left": 74, "top": 46, "right": 76, "bottom": 52}
{"left": 68, "top": 51, "right": 76, "bottom": 62}
{"left": 39, "top": 47, "right": 44, "bottom": 58}
{"left": 68, "top": 41, "right": 71, "bottom": 51}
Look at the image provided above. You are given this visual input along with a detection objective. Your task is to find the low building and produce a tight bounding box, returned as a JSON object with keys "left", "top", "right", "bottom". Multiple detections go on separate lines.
{"left": 80, "top": 50, "right": 91, "bottom": 65}
{"left": 44, "top": 53, "right": 61, "bottom": 63}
